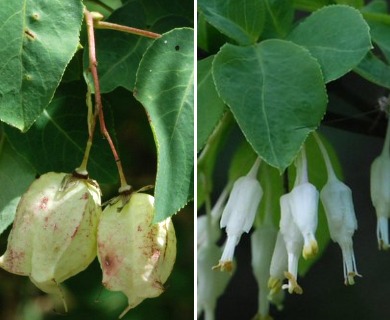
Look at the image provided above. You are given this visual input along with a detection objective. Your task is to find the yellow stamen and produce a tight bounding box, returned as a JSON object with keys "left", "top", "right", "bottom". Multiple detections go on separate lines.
{"left": 212, "top": 260, "right": 233, "bottom": 272}
{"left": 284, "top": 271, "right": 303, "bottom": 294}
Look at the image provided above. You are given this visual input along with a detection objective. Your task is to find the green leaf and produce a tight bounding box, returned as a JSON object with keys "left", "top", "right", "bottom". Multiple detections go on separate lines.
{"left": 197, "top": 56, "right": 226, "bottom": 152}
{"left": 354, "top": 52, "right": 390, "bottom": 89}
{"left": 5, "top": 82, "right": 118, "bottom": 187}
{"left": 197, "top": 13, "right": 230, "bottom": 54}
{"left": 262, "top": 0, "right": 294, "bottom": 39}
{"left": 288, "top": 5, "right": 372, "bottom": 82}
{"left": 361, "top": 0, "right": 390, "bottom": 63}
{"left": 0, "top": 137, "right": 36, "bottom": 235}
{"left": 212, "top": 40, "right": 327, "bottom": 173}
{"left": 86, "top": 0, "right": 193, "bottom": 94}
{"left": 0, "top": 0, "right": 84, "bottom": 131}
{"left": 198, "top": 0, "right": 265, "bottom": 45}
{"left": 134, "top": 28, "right": 194, "bottom": 222}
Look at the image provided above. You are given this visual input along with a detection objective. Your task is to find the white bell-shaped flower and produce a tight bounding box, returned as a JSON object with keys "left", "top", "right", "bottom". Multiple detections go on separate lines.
{"left": 288, "top": 183, "right": 319, "bottom": 259}
{"left": 370, "top": 117, "right": 390, "bottom": 250}
{"left": 315, "top": 132, "right": 360, "bottom": 285}
{"left": 288, "top": 146, "right": 319, "bottom": 259}
{"left": 279, "top": 194, "right": 303, "bottom": 294}
{"left": 321, "top": 180, "right": 360, "bottom": 284}
{"left": 215, "top": 158, "right": 263, "bottom": 271}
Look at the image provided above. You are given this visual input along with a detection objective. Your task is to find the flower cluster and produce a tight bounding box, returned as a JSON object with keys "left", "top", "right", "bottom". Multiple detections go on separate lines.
{"left": 198, "top": 131, "right": 365, "bottom": 320}
{"left": 273, "top": 146, "right": 319, "bottom": 294}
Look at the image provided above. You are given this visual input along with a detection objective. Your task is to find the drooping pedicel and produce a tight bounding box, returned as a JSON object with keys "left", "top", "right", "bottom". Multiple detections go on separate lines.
{"left": 0, "top": 172, "right": 101, "bottom": 309}
{"left": 97, "top": 192, "right": 176, "bottom": 319}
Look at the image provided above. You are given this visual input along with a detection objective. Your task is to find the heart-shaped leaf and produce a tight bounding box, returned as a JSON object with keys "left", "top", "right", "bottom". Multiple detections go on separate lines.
{"left": 288, "top": 5, "right": 372, "bottom": 82}
{"left": 213, "top": 40, "right": 327, "bottom": 172}
{"left": 0, "top": 0, "right": 83, "bottom": 131}
{"left": 134, "top": 28, "right": 194, "bottom": 222}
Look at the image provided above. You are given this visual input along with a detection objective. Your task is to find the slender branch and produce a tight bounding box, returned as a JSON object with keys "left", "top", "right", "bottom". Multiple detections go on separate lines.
{"left": 84, "top": 9, "right": 130, "bottom": 190}
{"left": 94, "top": 20, "right": 161, "bottom": 39}
{"left": 76, "top": 87, "right": 95, "bottom": 175}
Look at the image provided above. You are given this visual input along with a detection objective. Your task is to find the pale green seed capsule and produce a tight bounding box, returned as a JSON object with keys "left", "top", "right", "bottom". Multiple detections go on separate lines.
{"left": 0, "top": 172, "right": 101, "bottom": 310}
{"left": 97, "top": 192, "right": 176, "bottom": 319}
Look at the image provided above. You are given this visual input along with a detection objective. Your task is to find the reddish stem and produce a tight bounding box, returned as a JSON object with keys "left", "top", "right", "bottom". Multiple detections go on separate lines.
{"left": 84, "top": 9, "right": 129, "bottom": 189}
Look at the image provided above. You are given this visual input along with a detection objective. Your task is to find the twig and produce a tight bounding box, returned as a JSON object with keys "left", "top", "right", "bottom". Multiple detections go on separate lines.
{"left": 76, "top": 87, "right": 95, "bottom": 175}
{"left": 84, "top": 9, "right": 130, "bottom": 190}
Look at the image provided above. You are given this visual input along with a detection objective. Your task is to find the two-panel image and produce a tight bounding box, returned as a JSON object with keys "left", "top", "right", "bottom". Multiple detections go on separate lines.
{"left": 0, "top": 0, "right": 390, "bottom": 319}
